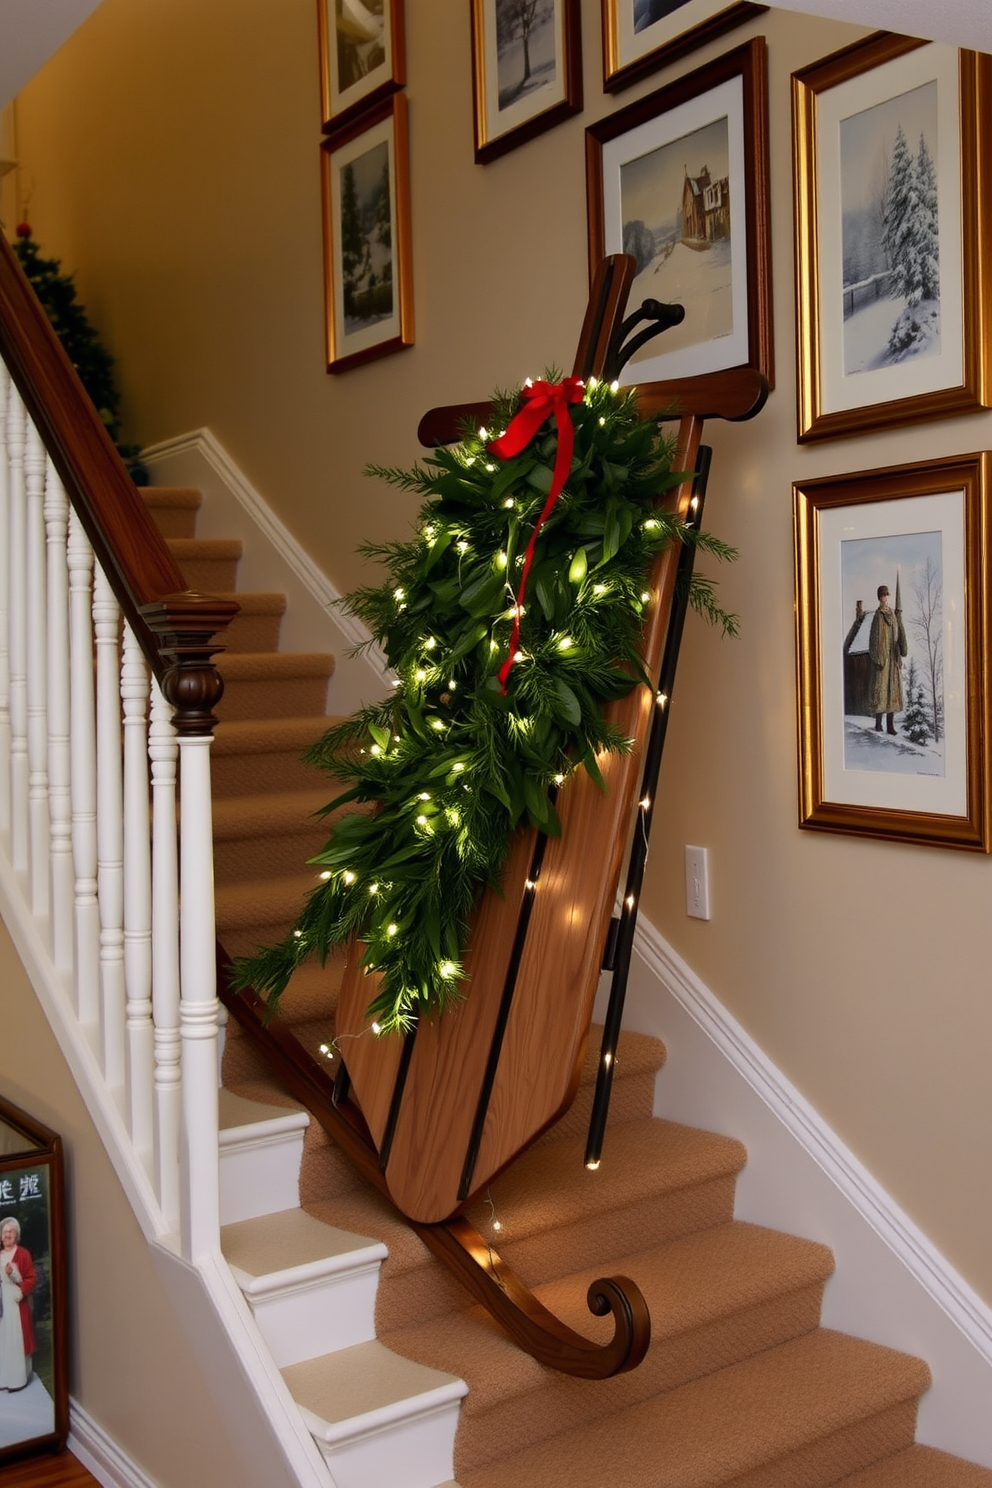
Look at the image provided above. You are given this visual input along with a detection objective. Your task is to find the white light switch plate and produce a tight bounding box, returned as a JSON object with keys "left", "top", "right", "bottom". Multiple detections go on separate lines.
{"left": 685, "top": 845, "right": 711, "bottom": 920}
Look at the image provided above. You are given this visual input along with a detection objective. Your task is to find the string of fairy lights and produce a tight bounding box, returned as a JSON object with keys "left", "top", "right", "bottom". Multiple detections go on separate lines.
{"left": 231, "top": 376, "right": 736, "bottom": 1036}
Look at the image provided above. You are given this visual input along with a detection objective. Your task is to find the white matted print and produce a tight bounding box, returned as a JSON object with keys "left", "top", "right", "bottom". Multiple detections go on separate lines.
{"left": 603, "top": 0, "right": 766, "bottom": 92}
{"left": 793, "top": 35, "right": 992, "bottom": 440}
{"left": 794, "top": 455, "right": 992, "bottom": 851}
{"left": 471, "top": 0, "right": 582, "bottom": 164}
{"left": 321, "top": 93, "right": 413, "bottom": 374}
{"left": 587, "top": 40, "right": 772, "bottom": 385}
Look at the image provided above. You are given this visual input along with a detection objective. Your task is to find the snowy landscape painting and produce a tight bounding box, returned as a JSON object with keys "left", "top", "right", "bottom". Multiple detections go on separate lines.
{"left": 323, "top": 95, "right": 412, "bottom": 372}
{"left": 495, "top": 0, "right": 557, "bottom": 112}
{"left": 619, "top": 114, "right": 733, "bottom": 363}
{"left": 839, "top": 80, "right": 939, "bottom": 377}
{"left": 339, "top": 139, "right": 393, "bottom": 337}
{"left": 840, "top": 530, "right": 944, "bottom": 777}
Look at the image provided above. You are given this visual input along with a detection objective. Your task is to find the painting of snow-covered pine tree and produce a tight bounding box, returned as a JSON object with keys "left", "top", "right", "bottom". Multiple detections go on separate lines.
{"left": 840, "top": 80, "right": 939, "bottom": 375}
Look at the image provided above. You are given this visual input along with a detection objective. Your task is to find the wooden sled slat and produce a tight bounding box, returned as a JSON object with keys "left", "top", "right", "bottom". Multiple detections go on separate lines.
{"left": 335, "top": 255, "right": 724, "bottom": 1223}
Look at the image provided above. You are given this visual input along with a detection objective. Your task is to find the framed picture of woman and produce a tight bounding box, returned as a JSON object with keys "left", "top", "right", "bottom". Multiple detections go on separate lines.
{"left": 0, "top": 1096, "right": 67, "bottom": 1463}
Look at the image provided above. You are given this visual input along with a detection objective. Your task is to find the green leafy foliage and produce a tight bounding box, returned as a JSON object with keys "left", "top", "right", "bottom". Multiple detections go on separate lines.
{"left": 13, "top": 226, "right": 138, "bottom": 458}
{"left": 230, "top": 379, "right": 736, "bottom": 1033}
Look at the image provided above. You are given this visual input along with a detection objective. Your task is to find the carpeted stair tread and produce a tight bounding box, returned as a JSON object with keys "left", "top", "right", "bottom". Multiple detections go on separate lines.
{"left": 537, "top": 1220, "right": 833, "bottom": 1344}
{"left": 833, "top": 1445, "right": 992, "bottom": 1485}
{"left": 212, "top": 787, "right": 332, "bottom": 839}
{"left": 458, "top": 1329, "right": 931, "bottom": 1488}
{"left": 464, "top": 1119, "right": 746, "bottom": 1282}
{"left": 538, "top": 1027, "right": 665, "bottom": 1140}
{"left": 378, "top": 1221, "right": 834, "bottom": 1472}
{"left": 167, "top": 535, "right": 244, "bottom": 590}
{"left": 215, "top": 871, "right": 317, "bottom": 936}
{"left": 141, "top": 486, "right": 202, "bottom": 538}
{"left": 211, "top": 715, "right": 336, "bottom": 797}
{"left": 209, "top": 591, "right": 288, "bottom": 653}
{"left": 214, "top": 652, "right": 335, "bottom": 721}
{"left": 217, "top": 651, "right": 336, "bottom": 680}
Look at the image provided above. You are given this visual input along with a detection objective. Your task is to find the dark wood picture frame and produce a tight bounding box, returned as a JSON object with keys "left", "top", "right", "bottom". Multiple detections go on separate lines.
{"left": 317, "top": 0, "right": 406, "bottom": 136}
{"left": 320, "top": 92, "right": 414, "bottom": 374}
{"left": 602, "top": 0, "right": 767, "bottom": 94}
{"left": 586, "top": 37, "right": 772, "bottom": 385}
{"left": 793, "top": 33, "right": 992, "bottom": 441}
{"left": 794, "top": 453, "right": 992, "bottom": 851}
{"left": 0, "top": 1095, "right": 67, "bottom": 1465}
{"left": 471, "top": 0, "right": 583, "bottom": 165}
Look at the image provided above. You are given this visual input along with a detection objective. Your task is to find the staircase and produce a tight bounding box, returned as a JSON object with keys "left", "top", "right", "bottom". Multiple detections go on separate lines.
{"left": 150, "top": 482, "right": 992, "bottom": 1488}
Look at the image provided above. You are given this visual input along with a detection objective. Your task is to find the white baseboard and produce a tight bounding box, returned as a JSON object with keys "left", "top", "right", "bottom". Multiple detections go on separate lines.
{"left": 69, "top": 1400, "right": 157, "bottom": 1488}
{"left": 623, "top": 918, "right": 992, "bottom": 1467}
{"left": 139, "top": 428, "right": 390, "bottom": 715}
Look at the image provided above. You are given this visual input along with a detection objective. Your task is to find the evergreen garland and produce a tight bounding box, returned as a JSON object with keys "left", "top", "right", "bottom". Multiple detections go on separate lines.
{"left": 13, "top": 224, "right": 138, "bottom": 459}
{"left": 230, "top": 377, "right": 737, "bottom": 1034}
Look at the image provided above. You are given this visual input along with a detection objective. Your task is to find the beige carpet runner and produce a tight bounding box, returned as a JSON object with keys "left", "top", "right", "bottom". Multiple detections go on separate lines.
{"left": 148, "top": 485, "right": 992, "bottom": 1488}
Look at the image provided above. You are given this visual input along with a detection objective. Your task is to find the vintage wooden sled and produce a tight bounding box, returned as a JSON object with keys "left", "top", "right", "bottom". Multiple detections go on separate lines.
{"left": 223, "top": 254, "right": 767, "bottom": 1378}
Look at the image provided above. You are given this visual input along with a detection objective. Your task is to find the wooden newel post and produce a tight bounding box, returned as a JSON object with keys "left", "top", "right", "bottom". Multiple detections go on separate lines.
{"left": 142, "top": 593, "right": 237, "bottom": 1260}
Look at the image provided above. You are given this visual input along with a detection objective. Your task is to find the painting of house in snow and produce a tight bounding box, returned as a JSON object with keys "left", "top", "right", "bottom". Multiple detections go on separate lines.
{"left": 681, "top": 166, "right": 729, "bottom": 247}
{"left": 619, "top": 114, "right": 733, "bottom": 362}
{"left": 840, "top": 80, "right": 940, "bottom": 376}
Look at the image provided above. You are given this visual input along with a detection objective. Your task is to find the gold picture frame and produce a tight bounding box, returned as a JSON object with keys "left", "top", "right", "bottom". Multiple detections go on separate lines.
{"left": 793, "top": 33, "right": 992, "bottom": 442}
{"left": 794, "top": 453, "right": 992, "bottom": 851}
{"left": 471, "top": 0, "right": 583, "bottom": 165}
{"left": 317, "top": 0, "right": 406, "bottom": 136}
{"left": 586, "top": 38, "right": 773, "bottom": 385}
{"left": 602, "top": 0, "right": 767, "bottom": 94}
{"left": 320, "top": 92, "right": 414, "bottom": 374}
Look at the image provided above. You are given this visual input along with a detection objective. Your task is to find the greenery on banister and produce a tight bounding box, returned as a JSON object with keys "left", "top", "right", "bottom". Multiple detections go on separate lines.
{"left": 230, "top": 376, "right": 736, "bottom": 1034}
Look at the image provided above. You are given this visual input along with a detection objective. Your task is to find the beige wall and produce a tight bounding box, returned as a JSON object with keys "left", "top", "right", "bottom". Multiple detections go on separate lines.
{"left": 0, "top": 920, "right": 252, "bottom": 1483}
{"left": 10, "top": 0, "right": 992, "bottom": 1311}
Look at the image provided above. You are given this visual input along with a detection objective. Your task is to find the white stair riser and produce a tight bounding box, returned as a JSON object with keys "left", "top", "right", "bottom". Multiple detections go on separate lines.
{"left": 306, "top": 1397, "right": 463, "bottom": 1488}
{"left": 246, "top": 1256, "right": 385, "bottom": 1367}
{"left": 219, "top": 1124, "right": 306, "bottom": 1225}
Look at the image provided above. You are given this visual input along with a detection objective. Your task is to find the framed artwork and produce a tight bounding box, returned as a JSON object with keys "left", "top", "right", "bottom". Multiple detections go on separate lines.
{"left": 586, "top": 38, "right": 772, "bottom": 385}
{"left": 602, "top": 0, "right": 767, "bottom": 94}
{"left": 320, "top": 92, "right": 414, "bottom": 374}
{"left": 793, "top": 34, "right": 992, "bottom": 442}
{"left": 794, "top": 453, "right": 992, "bottom": 851}
{"left": 317, "top": 0, "right": 405, "bottom": 135}
{"left": 471, "top": 0, "right": 583, "bottom": 165}
{"left": 0, "top": 1096, "right": 67, "bottom": 1464}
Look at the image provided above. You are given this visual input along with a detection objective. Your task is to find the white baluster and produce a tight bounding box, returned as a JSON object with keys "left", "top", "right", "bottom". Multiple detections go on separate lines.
{"left": 25, "top": 420, "right": 50, "bottom": 920}
{"left": 0, "top": 364, "right": 11, "bottom": 839}
{"left": 149, "top": 679, "right": 181, "bottom": 1233}
{"left": 68, "top": 511, "right": 99, "bottom": 1026}
{"left": 122, "top": 623, "right": 154, "bottom": 1157}
{"left": 179, "top": 731, "right": 220, "bottom": 1263}
{"left": 7, "top": 384, "right": 27, "bottom": 872}
{"left": 45, "top": 457, "right": 73, "bottom": 973}
{"left": 93, "top": 563, "right": 125, "bottom": 1092}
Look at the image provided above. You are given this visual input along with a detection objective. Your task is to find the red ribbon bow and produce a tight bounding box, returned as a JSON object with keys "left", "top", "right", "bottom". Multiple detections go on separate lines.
{"left": 489, "top": 377, "right": 585, "bottom": 692}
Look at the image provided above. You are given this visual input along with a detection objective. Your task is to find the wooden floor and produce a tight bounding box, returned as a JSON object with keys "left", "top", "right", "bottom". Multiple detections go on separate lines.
{"left": 0, "top": 1450, "right": 100, "bottom": 1486}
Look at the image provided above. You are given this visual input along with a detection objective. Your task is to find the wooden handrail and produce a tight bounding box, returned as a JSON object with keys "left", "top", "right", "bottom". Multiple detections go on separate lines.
{"left": 0, "top": 231, "right": 237, "bottom": 680}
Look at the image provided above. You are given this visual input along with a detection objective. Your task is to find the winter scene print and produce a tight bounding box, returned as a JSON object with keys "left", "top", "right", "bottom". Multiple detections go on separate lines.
{"left": 634, "top": 0, "right": 693, "bottom": 33}
{"left": 339, "top": 140, "right": 393, "bottom": 338}
{"left": 620, "top": 115, "right": 733, "bottom": 363}
{"left": 841, "top": 531, "right": 945, "bottom": 777}
{"left": 335, "top": 0, "right": 386, "bottom": 94}
{"left": 840, "top": 81, "right": 939, "bottom": 376}
{"left": 495, "top": 0, "right": 557, "bottom": 113}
